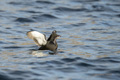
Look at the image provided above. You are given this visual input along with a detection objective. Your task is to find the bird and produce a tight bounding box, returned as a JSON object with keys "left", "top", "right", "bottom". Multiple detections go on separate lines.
{"left": 27, "top": 30, "right": 60, "bottom": 54}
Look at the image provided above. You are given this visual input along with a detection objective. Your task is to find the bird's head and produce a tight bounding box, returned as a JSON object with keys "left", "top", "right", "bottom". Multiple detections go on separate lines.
{"left": 47, "top": 30, "right": 61, "bottom": 41}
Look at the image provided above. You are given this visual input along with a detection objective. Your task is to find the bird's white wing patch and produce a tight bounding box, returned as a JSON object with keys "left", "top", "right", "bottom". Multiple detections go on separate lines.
{"left": 27, "top": 31, "right": 47, "bottom": 46}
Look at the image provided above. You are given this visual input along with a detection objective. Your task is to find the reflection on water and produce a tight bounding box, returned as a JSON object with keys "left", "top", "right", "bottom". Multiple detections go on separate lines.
{"left": 30, "top": 50, "right": 48, "bottom": 57}
{"left": 0, "top": 0, "right": 120, "bottom": 80}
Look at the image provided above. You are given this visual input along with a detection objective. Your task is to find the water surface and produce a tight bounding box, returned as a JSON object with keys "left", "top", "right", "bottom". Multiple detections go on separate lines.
{"left": 0, "top": 0, "right": 120, "bottom": 80}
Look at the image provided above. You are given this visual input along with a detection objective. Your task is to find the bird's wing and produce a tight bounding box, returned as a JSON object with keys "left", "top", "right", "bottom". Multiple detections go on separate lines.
{"left": 27, "top": 31, "right": 47, "bottom": 46}
{"left": 33, "top": 38, "right": 40, "bottom": 46}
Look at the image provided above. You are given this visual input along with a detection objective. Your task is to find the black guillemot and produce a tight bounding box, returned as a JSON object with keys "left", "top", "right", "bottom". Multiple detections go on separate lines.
{"left": 27, "top": 30, "right": 60, "bottom": 54}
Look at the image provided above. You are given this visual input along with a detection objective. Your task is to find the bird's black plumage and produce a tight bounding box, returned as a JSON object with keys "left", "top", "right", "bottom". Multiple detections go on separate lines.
{"left": 39, "top": 30, "right": 60, "bottom": 54}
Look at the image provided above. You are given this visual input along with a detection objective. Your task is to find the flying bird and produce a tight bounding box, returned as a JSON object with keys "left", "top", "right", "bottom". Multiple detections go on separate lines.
{"left": 27, "top": 30, "right": 60, "bottom": 54}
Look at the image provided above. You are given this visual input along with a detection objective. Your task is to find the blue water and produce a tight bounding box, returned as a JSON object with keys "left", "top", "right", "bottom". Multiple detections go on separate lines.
{"left": 0, "top": 0, "right": 120, "bottom": 80}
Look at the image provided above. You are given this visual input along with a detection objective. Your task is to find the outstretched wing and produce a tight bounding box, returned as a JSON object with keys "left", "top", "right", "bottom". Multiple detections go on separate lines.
{"left": 27, "top": 31, "right": 47, "bottom": 46}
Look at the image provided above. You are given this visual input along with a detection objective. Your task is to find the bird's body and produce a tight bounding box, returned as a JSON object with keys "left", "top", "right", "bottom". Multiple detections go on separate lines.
{"left": 39, "top": 41, "right": 58, "bottom": 52}
{"left": 27, "top": 30, "right": 60, "bottom": 54}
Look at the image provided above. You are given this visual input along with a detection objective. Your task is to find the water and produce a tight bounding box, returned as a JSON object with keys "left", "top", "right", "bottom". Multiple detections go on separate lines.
{"left": 0, "top": 0, "right": 120, "bottom": 80}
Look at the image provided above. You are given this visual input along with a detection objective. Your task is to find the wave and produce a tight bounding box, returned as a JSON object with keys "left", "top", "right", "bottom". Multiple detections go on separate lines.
{"left": 15, "top": 18, "right": 35, "bottom": 23}
{"left": 36, "top": 0, "right": 54, "bottom": 4}
{"left": 54, "top": 7, "right": 87, "bottom": 12}
{"left": 32, "top": 14, "right": 58, "bottom": 21}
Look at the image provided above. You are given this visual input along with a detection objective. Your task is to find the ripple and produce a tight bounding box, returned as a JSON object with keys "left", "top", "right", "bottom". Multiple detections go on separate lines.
{"left": 0, "top": 31, "right": 11, "bottom": 34}
{"left": 0, "top": 10, "right": 4, "bottom": 12}
{"left": 0, "top": 74, "right": 12, "bottom": 80}
{"left": 108, "top": 3, "right": 120, "bottom": 6}
{"left": 72, "top": 23, "right": 86, "bottom": 27}
{"left": 15, "top": 18, "right": 35, "bottom": 23}
{"left": 116, "top": 14, "right": 120, "bottom": 17}
{"left": 61, "top": 58, "right": 77, "bottom": 62}
{"left": 109, "top": 70, "right": 120, "bottom": 74}
{"left": 41, "top": 14, "right": 58, "bottom": 18}
{"left": 76, "top": 62, "right": 95, "bottom": 67}
{"left": 0, "top": 41, "right": 7, "bottom": 44}
{"left": 108, "top": 41, "right": 120, "bottom": 46}
{"left": 91, "top": 5, "right": 114, "bottom": 12}
{"left": 32, "top": 14, "right": 58, "bottom": 21}
{"left": 90, "top": 57, "right": 120, "bottom": 63}
{"left": 9, "top": 70, "right": 45, "bottom": 79}
{"left": 10, "top": 71, "right": 31, "bottom": 75}
{"left": 54, "top": 7, "right": 87, "bottom": 12}
{"left": 9, "top": 2, "right": 23, "bottom": 5}
{"left": 22, "top": 10, "right": 41, "bottom": 13}
{"left": 94, "top": 68, "right": 110, "bottom": 71}
{"left": 50, "top": 60, "right": 64, "bottom": 65}
{"left": 3, "top": 46, "right": 24, "bottom": 49}
{"left": 57, "top": 67, "right": 76, "bottom": 72}
{"left": 36, "top": 0, "right": 55, "bottom": 4}
{"left": 85, "top": 39, "right": 101, "bottom": 41}
{"left": 88, "top": 28, "right": 105, "bottom": 31}
{"left": 9, "top": 1, "right": 34, "bottom": 6}
{"left": 72, "top": 0, "right": 100, "bottom": 2}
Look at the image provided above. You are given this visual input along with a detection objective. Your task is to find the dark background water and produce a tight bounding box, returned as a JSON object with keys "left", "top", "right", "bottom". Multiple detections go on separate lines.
{"left": 0, "top": 0, "right": 120, "bottom": 80}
